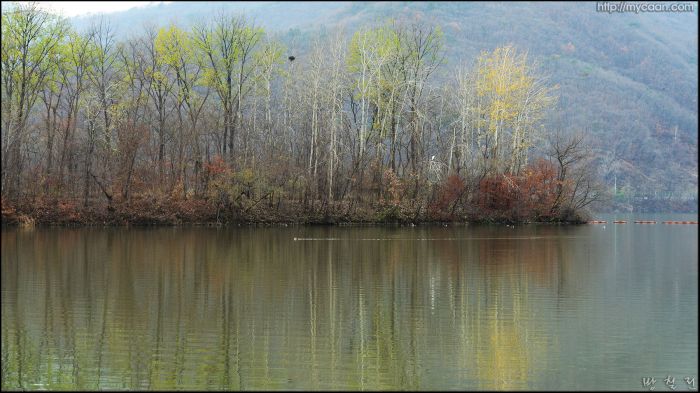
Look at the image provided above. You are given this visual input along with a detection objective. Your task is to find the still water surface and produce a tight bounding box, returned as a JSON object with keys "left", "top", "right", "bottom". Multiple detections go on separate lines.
{"left": 1, "top": 215, "right": 697, "bottom": 390}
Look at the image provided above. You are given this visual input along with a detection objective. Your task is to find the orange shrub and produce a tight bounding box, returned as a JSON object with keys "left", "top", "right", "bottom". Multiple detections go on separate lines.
{"left": 382, "top": 169, "right": 404, "bottom": 206}
{"left": 430, "top": 174, "right": 466, "bottom": 217}
{"left": 477, "top": 173, "right": 518, "bottom": 215}
{"left": 518, "top": 158, "right": 559, "bottom": 220}
{"left": 476, "top": 159, "right": 561, "bottom": 221}
{"left": 204, "top": 155, "right": 230, "bottom": 177}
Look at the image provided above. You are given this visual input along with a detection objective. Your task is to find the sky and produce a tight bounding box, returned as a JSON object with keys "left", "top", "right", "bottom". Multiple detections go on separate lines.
{"left": 11, "top": 1, "right": 171, "bottom": 17}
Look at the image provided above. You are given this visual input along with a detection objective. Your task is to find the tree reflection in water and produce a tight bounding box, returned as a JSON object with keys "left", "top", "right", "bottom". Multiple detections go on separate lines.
{"left": 2, "top": 223, "right": 695, "bottom": 390}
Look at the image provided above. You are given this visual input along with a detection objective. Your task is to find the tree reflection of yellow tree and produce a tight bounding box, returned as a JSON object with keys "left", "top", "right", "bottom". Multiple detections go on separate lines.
{"left": 2, "top": 227, "right": 588, "bottom": 390}
{"left": 470, "top": 233, "right": 564, "bottom": 390}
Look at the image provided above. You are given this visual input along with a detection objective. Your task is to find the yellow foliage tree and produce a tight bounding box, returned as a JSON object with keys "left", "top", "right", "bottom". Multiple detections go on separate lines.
{"left": 471, "top": 45, "right": 556, "bottom": 175}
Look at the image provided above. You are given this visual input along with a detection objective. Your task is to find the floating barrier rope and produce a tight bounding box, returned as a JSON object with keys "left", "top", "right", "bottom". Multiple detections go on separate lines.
{"left": 662, "top": 221, "right": 698, "bottom": 224}
{"left": 587, "top": 220, "right": 698, "bottom": 225}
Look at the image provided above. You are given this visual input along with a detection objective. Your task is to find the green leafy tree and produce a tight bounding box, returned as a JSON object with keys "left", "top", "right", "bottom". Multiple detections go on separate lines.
{"left": 1, "top": 2, "right": 67, "bottom": 196}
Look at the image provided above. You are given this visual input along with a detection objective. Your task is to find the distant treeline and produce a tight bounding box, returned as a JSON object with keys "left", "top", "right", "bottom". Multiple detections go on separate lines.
{"left": 1, "top": 3, "right": 603, "bottom": 226}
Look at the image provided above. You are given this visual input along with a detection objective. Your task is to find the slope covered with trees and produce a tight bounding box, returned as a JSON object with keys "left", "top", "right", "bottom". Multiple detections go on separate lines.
{"left": 1, "top": 2, "right": 693, "bottom": 225}
{"left": 65, "top": 1, "right": 697, "bottom": 211}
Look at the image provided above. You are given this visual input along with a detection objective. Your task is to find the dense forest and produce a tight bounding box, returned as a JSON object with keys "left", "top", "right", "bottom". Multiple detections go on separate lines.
{"left": 63, "top": 1, "right": 698, "bottom": 212}
{"left": 0, "top": 2, "right": 620, "bottom": 225}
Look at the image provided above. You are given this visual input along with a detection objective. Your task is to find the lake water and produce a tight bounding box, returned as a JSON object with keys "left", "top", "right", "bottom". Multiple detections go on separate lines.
{"left": 1, "top": 214, "right": 697, "bottom": 390}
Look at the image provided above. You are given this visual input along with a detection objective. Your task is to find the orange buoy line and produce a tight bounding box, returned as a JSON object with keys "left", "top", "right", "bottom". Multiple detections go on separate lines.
{"left": 662, "top": 221, "right": 698, "bottom": 224}
{"left": 589, "top": 220, "right": 696, "bottom": 225}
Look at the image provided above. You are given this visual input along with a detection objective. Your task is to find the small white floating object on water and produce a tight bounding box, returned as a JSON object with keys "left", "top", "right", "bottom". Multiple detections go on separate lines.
{"left": 293, "top": 237, "right": 297, "bottom": 241}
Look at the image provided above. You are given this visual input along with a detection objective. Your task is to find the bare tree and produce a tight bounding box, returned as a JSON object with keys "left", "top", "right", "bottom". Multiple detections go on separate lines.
{"left": 547, "top": 132, "right": 604, "bottom": 219}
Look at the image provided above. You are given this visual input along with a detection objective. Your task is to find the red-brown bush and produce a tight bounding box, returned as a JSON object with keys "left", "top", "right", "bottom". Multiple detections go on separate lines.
{"left": 476, "top": 159, "right": 561, "bottom": 221}
{"left": 429, "top": 174, "right": 466, "bottom": 219}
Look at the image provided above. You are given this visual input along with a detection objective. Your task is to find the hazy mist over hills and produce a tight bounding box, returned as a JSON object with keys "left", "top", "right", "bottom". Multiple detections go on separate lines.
{"left": 55, "top": 1, "right": 700, "bottom": 209}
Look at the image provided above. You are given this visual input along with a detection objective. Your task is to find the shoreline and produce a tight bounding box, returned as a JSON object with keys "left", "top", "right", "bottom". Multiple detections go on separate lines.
{"left": 1, "top": 215, "right": 588, "bottom": 228}
{"left": 1, "top": 220, "right": 587, "bottom": 228}
{"left": 2, "top": 198, "right": 589, "bottom": 227}
{"left": 3, "top": 198, "right": 695, "bottom": 228}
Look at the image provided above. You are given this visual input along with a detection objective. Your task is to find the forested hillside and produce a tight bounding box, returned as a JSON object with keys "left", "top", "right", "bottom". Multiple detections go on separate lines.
{"left": 1, "top": 2, "right": 696, "bottom": 226}
{"left": 69, "top": 1, "right": 697, "bottom": 210}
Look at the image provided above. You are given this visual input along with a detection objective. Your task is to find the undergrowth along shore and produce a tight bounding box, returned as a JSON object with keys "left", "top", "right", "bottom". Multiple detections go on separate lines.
{"left": 1, "top": 197, "right": 589, "bottom": 227}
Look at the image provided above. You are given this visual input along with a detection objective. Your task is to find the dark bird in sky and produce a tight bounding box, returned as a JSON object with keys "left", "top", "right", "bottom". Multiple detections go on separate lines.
{"left": 288, "top": 56, "right": 295, "bottom": 61}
